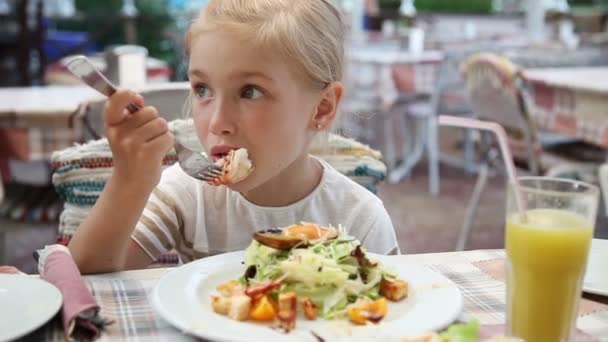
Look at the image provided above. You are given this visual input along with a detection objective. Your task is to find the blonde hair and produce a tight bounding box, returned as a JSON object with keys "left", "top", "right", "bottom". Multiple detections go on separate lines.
{"left": 185, "top": 0, "right": 344, "bottom": 90}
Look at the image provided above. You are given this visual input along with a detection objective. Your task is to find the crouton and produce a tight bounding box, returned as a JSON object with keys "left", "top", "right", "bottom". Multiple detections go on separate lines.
{"left": 278, "top": 292, "right": 297, "bottom": 311}
{"left": 211, "top": 295, "right": 231, "bottom": 315}
{"left": 276, "top": 309, "right": 296, "bottom": 332}
{"left": 380, "top": 278, "right": 409, "bottom": 301}
{"left": 301, "top": 297, "right": 318, "bottom": 320}
{"left": 228, "top": 295, "right": 251, "bottom": 321}
{"left": 216, "top": 280, "right": 243, "bottom": 297}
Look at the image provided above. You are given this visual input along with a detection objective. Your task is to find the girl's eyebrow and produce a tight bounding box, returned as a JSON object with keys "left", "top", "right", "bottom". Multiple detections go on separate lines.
{"left": 188, "top": 69, "right": 207, "bottom": 79}
{"left": 188, "top": 69, "right": 275, "bottom": 83}
{"left": 230, "top": 71, "right": 275, "bottom": 83}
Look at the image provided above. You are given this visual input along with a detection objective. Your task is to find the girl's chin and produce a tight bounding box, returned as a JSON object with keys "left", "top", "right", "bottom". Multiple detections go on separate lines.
{"left": 221, "top": 174, "right": 259, "bottom": 193}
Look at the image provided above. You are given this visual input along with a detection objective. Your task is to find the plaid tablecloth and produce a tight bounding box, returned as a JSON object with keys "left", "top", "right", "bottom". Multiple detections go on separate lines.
{"left": 0, "top": 86, "right": 101, "bottom": 162}
{"left": 24, "top": 250, "right": 608, "bottom": 341}
{"left": 521, "top": 67, "right": 608, "bottom": 148}
{"left": 344, "top": 48, "right": 443, "bottom": 112}
{"left": 0, "top": 83, "right": 188, "bottom": 162}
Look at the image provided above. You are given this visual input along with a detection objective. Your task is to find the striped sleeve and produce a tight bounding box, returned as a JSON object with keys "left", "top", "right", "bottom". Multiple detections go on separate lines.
{"left": 131, "top": 187, "right": 185, "bottom": 261}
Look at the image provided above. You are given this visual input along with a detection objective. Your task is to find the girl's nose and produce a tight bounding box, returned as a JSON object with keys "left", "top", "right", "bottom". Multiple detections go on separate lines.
{"left": 209, "top": 99, "right": 236, "bottom": 136}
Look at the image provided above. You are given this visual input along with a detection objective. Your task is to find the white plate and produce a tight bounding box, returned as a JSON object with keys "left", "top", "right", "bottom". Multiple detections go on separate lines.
{"left": 0, "top": 275, "right": 63, "bottom": 341}
{"left": 152, "top": 251, "right": 463, "bottom": 342}
{"left": 583, "top": 239, "right": 608, "bottom": 296}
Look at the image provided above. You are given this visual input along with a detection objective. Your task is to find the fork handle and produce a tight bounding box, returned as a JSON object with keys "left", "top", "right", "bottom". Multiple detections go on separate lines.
{"left": 105, "top": 83, "right": 142, "bottom": 115}
{"left": 126, "top": 102, "right": 141, "bottom": 114}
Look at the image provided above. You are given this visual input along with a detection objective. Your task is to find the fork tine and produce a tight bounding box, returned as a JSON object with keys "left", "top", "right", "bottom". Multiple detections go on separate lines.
{"left": 198, "top": 174, "right": 218, "bottom": 182}
{"left": 200, "top": 171, "right": 221, "bottom": 179}
{"left": 209, "top": 164, "right": 223, "bottom": 172}
{"left": 208, "top": 167, "right": 224, "bottom": 175}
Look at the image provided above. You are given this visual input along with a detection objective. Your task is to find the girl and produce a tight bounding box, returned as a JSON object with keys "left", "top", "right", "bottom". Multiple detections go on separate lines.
{"left": 69, "top": 0, "right": 399, "bottom": 274}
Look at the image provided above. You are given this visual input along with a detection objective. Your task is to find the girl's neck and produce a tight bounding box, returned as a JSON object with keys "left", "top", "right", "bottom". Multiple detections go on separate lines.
{"left": 241, "top": 154, "right": 323, "bottom": 207}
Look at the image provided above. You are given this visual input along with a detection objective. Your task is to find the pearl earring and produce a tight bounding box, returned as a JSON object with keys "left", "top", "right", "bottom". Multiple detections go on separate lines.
{"left": 316, "top": 123, "right": 322, "bottom": 129}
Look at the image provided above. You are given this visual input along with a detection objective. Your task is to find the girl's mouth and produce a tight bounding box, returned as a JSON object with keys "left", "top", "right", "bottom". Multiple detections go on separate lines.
{"left": 210, "top": 145, "right": 239, "bottom": 162}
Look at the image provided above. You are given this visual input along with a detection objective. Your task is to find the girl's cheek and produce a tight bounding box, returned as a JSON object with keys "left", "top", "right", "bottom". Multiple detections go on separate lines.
{"left": 192, "top": 116, "right": 209, "bottom": 140}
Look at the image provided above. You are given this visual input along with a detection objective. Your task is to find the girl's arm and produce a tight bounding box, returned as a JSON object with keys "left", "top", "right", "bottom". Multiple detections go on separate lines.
{"left": 68, "top": 90, "right": 174, "bottom": 274}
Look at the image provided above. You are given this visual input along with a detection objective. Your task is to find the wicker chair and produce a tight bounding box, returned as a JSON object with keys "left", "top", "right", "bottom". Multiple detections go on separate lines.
{"left": 462, "top": 53, "right": 543, "bottom": 173}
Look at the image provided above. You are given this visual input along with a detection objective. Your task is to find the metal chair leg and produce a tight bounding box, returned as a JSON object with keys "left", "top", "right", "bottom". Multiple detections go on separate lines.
{"left": 398, "top": 107, "right": 414, "bottom": 167}
{"left": 457, "top": 163, "right": 489, "bottom": 251}
{"left": 463, "top": 127, "right": 477, "bottom": 174}
{"left": 427, "top": 116, "right": 440, "bottom": 195}
{"left": 383, "top": 110, "right": 397, "bottom": 171}
{"left": 388, "top": 117, "right": 425, "bottom": 183}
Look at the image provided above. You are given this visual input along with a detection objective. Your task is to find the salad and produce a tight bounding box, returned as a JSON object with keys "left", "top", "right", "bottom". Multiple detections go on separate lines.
{"left": 210, "top": 223, "right": 408, "bottom": 332}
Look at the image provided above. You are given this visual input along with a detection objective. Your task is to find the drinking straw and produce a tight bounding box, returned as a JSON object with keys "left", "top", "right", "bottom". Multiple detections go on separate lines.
{"left": 438, "top": 115, "right": 527, "bottom": 220}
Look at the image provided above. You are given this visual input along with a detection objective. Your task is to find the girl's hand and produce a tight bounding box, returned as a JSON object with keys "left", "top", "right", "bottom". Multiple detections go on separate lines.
{"left": 104, "top": 90, "right": 175, "bottom": 191}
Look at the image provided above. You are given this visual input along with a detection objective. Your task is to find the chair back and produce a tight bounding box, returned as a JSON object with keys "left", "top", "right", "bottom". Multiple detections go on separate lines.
{"left": 422, "top": 44, "right": 521, "bottom": 116}
{"left": 394, "top": 44, "right": 521, "bottom": 120}
{"left": 462, "top": 52, "right": 541, "bottom": 174}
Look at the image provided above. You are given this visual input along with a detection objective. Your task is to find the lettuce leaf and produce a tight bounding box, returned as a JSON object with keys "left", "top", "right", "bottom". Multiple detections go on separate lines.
{"left": 441, "top": 320, "right": 479, "bottom": 342}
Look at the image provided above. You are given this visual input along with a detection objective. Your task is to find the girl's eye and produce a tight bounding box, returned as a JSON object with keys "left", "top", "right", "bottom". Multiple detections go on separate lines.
{"left": 194, "top": 84, "right": 211, "bottom": 98}
{"left": 241, "top": 86, "right": 263, "bottom": 100}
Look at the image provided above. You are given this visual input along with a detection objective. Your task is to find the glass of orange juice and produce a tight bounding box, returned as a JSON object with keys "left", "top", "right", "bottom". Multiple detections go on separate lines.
{"left": 506, "top": 177, "right": 599, "bottom": 342}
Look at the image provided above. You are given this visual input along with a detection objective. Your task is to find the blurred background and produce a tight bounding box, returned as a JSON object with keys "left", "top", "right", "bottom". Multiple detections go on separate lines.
{"left": 1, "top": 0, "right": 608, "bottom": 272}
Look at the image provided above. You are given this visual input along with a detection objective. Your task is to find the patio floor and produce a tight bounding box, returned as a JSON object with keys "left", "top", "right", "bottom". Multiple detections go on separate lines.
{"left": 379, "top": 162, "right": 507, "bottom": 254}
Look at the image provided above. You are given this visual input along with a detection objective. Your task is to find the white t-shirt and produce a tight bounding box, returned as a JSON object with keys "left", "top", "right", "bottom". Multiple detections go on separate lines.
{"left": 131, "top": 158, "right": 399, "bottom": 263}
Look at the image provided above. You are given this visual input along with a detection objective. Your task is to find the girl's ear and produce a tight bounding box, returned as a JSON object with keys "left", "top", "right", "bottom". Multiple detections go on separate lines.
{"left": 310, "top": 82, "right": 344, "bottom": 130}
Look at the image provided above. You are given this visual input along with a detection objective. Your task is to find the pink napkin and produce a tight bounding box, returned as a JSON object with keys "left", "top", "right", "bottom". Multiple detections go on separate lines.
{"left": 37, "top": 244, "right": 110, "bottom": 341}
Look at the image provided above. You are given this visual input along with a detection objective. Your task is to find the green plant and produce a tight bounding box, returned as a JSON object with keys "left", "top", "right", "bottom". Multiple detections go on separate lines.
{"left": 568, "top": 0, "right": 595, "bottom": 5}
{"left": 414, "top": 0, "right": 493, "bottom": 13}
{"left": 379, "top": 0, "right": 402, "bottom": 10}
{"left": 568, "top": 0, "right": 608, "bottom": 9}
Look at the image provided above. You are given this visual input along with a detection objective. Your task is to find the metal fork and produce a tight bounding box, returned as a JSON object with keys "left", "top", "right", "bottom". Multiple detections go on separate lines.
{"left": 64, "top": 55, "right": 223, "bottom": 182}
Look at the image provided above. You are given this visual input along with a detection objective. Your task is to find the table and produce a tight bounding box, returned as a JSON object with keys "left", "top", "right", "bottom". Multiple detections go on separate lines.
{"left": 345, "top": 48, "right": 443, "bottom": 108}
{"left": 0, "top": 86, "right": 101, "bottom": 128}
{"left": 24, "top": 249, "right": 608, "bottom": 341}
{"left": 0, "top": 83, "right": 190, "bottom": 161}
{"left": 521, "top": 67, "right": 608, "bottom": 148}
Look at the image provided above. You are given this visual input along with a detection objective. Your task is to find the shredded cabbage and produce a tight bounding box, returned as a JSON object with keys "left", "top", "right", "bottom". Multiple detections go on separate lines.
{"left": 241, "top": 236, "right": 394, "bottom": 319}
